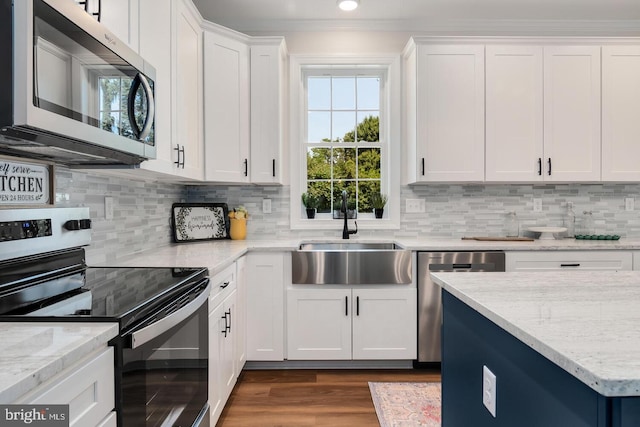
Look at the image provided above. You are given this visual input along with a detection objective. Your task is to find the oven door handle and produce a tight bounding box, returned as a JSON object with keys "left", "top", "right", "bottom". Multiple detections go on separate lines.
{"left": 131, "top": 282, "right": 211, "bottom": 349}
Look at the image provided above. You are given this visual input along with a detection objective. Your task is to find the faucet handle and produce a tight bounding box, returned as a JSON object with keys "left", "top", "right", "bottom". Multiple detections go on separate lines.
{"left": 349, "top": 221, "right": 358, "bottom": 235}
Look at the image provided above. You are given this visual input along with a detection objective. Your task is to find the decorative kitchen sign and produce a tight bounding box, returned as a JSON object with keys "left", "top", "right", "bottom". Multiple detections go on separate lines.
{"left": 171, "top": 203, "right": 230, "bottom": 242}
{"left": 0, "top": 156, "right": 54, "bottom": 207}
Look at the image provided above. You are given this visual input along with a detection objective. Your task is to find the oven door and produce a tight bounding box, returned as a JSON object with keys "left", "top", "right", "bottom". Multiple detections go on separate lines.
{"left": 120, "top": 282, "right": 210, "bottom": 427}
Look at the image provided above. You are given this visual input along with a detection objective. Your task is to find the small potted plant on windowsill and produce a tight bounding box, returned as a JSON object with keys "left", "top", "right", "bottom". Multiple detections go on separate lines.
{"left": 371, "top": 193, "right": 388, "bottom": 219}
{"left": 301, "top": 192, "right": 318, "bottom": 219}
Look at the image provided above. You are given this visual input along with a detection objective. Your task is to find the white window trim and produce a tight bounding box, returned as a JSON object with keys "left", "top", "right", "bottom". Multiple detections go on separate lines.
{"left": 289, "top": 54, "right": 401, "bottom": 231}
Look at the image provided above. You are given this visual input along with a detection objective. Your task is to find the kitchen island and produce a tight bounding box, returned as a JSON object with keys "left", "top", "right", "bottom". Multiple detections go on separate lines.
{"left": 430, "top": 270, "right": 640, "bottom": 427}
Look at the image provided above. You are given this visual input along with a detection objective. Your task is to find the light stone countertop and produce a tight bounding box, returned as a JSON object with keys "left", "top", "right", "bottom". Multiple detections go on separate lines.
{"left": 0, "top": 322, "right": 118, "bottom": 403}
{"left": 88, "top": 237, "right": 640, "bottom": 275}
{"left": 430, "top": 270, "right": 640, "bottom": 397}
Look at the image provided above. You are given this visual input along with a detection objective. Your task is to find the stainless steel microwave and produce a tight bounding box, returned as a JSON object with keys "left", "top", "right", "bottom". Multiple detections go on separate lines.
{"left": 0, "top": 0, "right": 156, "bottom": 166}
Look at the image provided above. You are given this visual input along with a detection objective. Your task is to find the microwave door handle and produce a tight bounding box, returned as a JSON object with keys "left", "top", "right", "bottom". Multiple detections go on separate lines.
{"left": 137, "top": 74, "right": 155, "bottom": 141}
{"left": 131, "top": 282, "right": 211, "bottom": 349}
{"left": 127, "top": 74, "right": 143, "bottom": 139}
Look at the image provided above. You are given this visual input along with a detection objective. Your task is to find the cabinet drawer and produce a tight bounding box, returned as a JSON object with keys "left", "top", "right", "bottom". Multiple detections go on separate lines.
{"left": 506, "top": 251, "right": 632, "bottom": 271}
{"left": 210, "top": 262, "right": 236, "bottom": 308}
{"left": 18, "top": 347, "right": 115, "bottom": 427}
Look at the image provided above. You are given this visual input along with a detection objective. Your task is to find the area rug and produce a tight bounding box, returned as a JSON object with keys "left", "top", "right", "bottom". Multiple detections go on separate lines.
{"left": 369, "top": 382, "right": 441, "bottom": 427}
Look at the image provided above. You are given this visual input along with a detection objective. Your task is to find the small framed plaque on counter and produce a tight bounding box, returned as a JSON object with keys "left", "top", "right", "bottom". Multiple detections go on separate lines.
{"left": 171, "top": 203, "right": 230, "bottom": 242}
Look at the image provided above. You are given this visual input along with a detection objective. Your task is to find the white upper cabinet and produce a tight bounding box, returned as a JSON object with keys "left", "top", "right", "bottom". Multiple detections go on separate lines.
{"left": 602, "top": 45, "right": 640, "bottom": 181}
{"left": 203, "top": 28, "right": 250, "bottom": 183}
{"left": 250, "top": 39, "right": 287, "bottom": 184}
{"left": 543, "top": 46, "right": 601, "bottom": 182}
{"left": 98, "top": 0, "right": 139, "bottom": 50}
{"left": 404, "top": 41, "right": 485, "bottom": 183}
{"left": 486, "top": 45, "right": 544, "bottom": 182}
{"left": 485, "top": 44, "right": 601, "bottom": 182}
{"left": 171, "top": 0, "right": 204, "bottom": 180}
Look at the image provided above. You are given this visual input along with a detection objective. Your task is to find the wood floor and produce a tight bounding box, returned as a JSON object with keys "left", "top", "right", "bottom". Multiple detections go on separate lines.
{"left": 217, "top": 368, "right": 441, "bottom": 427}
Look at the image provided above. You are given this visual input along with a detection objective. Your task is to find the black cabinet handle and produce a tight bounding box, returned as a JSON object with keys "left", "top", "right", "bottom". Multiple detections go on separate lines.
{"left": 537, "top": 158, "right": 542, "bottom": 176}
{"left": 244, "top": 159, "right": 248, "bottom": 177}
{"left": 220, "top": 281, "right": 230, "bottom": 289}
{"left": 356, "top": 296, "right": 360, "bottom": 316}
{"left": 174, "top": 144, "right": 185, "bottom": 168}
{"left": 272, "top": 159, "right": 276, "bottom": 177}
{"left": 560, "top": 263, "right": 580, "bottom": 267}
{"left": 78, "top": 0, "right": 102, "bottom": 21}
{"left": 221, "top": 314, "right": 228, "bottom": 337}
{"left": 345, "top": 296, "right": 348, "bottom": 316}
{"left": 421, "top": 158, "right": 425, "bottom": 176}
{"left": 225, "top": 309, "right": 232, "bottom": 332}
{"left": 547, "top": 158, "right": 552, "bottom": 176}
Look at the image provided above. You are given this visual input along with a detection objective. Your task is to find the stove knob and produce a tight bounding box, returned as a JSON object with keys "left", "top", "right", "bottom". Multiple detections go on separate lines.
{"left": 64, "top": 220, "right": 80, "bottom": 231}
{"left": 79, "top": 219, "right": 92, "bottom": 230}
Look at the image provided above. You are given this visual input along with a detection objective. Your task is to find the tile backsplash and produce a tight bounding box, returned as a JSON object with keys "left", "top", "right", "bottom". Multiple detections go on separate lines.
{"left": 54, "top": 167, "right": 640, "bottom": 262}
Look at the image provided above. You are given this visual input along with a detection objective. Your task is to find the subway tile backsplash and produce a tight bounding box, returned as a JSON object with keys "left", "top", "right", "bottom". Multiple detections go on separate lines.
{"left": 56, "top": 167, "right": 640, "bottom": 262}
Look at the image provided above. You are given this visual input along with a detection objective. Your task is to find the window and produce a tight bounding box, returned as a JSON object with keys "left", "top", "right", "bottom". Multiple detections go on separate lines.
{"left": 99, "top": 76, "right": 152, "bottom": 140}
{"left": 305, "top": 72, "right": 383, "bottom": 217}
{"left": 290, "top": 55, "right": 401, "bottom": 230}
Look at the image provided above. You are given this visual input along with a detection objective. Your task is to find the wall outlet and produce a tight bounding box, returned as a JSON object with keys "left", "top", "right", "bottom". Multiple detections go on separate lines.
{"left": 625, "top": 198, "right": 634, "bottom": 212}
{"left": 533, "top": 198, "right": 542, "bottom": 212}
{"left": 406, "top": 199, "right": 425, "bottom": 213}
{"left": 262, "top": 198, "right": 272, "bottom": 214}
{"left": 483, "top": 365, "right": 497, "bottom": 417}
{"left": 104, "top": 196, "right": 114, "bottom": 220}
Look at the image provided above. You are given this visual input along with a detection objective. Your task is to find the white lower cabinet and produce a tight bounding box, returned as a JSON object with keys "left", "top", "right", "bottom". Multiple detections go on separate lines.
{"left": 208, "top": 262, "right": 241, "bottom": 426}
{"left": 246, "top": 252, "right": 287, "bottom": 361}
{"left": 506, "top": 251, "right": 633, "bottom": 271}
{"left": 15, "top": 347, "right": 115, "bottom": 427}
{"left": 287, "top": 287, "right": 417, "bottom": 360}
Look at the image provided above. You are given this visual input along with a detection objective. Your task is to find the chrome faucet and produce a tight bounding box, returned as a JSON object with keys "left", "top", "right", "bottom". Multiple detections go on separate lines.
{"left": 341, "top": 190, "right": 358, "bottom": 239}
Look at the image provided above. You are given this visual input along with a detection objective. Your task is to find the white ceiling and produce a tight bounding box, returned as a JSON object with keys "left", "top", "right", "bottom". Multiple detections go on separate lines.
{"left": 192, "top": 0, "right": 640, "bottom": 33}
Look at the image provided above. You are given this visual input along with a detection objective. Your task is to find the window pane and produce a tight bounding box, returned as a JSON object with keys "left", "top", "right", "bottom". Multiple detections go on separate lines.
{"left": 308, "top": 111, "right": 331, "bottom": 142}
{"left": 333, "top": 148, "right": 356, "bottom": 179}
{"left": 307, "top": 181, "right": 332, "bottom": 213}
{"left": 333, "top": 181, "right": 357, "bottom": 213}
{"left": 308, "top": 77, "right": 331, "bottom": 110}
{"left": 358, "top": 147, "right": 381, "bottom": 178}
{"left": 307, "top": 148, "right": 331, "bottom": 179}
{"left": 332, "top": 77, "right": 355, "bottom": 110}
{"left": 332, "top": 111, "right": 356, "bottom": 142}
{"left": 359, "top": 181, "right": 381, "bottom": 212}
{"left": 357, "top": 77, "right": 380, "bottom": 110}
{"left": 355, "top": 113, "right": 379, "bottom": 142}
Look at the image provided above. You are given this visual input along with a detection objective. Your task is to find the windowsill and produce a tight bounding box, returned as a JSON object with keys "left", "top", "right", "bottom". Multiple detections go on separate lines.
{"left": 290, "top": 216, "right": 400, "bottom": 231}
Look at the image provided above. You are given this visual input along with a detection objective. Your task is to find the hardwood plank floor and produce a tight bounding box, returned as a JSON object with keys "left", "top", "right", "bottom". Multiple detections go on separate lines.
{"left": 217, "top": 368, "right": 441, "bottom": 427}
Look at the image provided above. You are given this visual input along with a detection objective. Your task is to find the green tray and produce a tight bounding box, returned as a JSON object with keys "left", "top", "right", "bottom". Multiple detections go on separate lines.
{"left": 574, "top": 235, "right": 620, "bottom": 240}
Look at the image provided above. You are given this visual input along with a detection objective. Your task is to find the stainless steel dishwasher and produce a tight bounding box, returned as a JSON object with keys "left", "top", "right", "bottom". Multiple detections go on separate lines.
{"left": 417, "top": 251, "right": 505, "bottom": 365}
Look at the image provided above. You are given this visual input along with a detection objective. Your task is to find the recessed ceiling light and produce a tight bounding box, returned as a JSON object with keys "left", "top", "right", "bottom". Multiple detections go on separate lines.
{"left": 337, "top": 0, "right": 359, "bottom": 11}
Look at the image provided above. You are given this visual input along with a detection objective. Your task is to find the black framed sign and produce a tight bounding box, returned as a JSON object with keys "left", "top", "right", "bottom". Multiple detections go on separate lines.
{"left": 171, "top": 203, "right": 230, "bottom": 242}
{"left": 0, "top": 155, "right": 54, "bottom": 207}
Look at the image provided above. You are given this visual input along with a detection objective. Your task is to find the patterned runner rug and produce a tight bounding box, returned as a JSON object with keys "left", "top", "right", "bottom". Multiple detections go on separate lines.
{"left": 369, "top": 382, "right": 441, "bottom": 427}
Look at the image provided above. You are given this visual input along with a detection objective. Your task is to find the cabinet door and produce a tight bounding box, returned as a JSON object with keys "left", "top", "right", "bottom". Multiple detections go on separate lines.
{"left": 246, "top": 252, "right": 285, "bottom": 361}
{"left": 220, "top": 289, "right": 238, "bottom": 401}
{"left": 505, "top": 251, "right": 633, "bottom": 272}
{"left": 486, "top": 45, "right": 544, "bottom": 182}
{"left": 172, "top": 0, "right": 203, "bottom": 180}
{"left": 99, "top": 0, "right": 139, "bottom": 50}
{"left": 208, "top": 300, "right": 224, "bottom": 425}
{"left": 352, "top": 288, "right": 417, "bottom": 360}
{"left": 543, "top": 46, "right": 601, "bottom": 181}
{"left": 602, "top": 46, "right": 640, "bottom": 181}
{"left": 204, "top": 31, "right": 250, "bottom": 182}
{"left": 287, "top": 289, "right": 352, "bottom": 360}
{"left": 415, "top": 45, "right": 485, "bottom": 182}
{"left": 235, "top": 256, "right": 247, "bottom": 372}
{"left": 250, "top": 41, "right": 286, "bottom": 184}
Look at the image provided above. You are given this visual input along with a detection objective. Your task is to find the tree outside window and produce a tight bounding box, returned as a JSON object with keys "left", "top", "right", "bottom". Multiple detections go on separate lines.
{"left": 304, "top": 73, "right": 383, "bottom": 217}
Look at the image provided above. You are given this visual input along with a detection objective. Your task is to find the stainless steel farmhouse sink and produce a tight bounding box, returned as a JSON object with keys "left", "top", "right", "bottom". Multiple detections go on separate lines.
{"left": 292, "top": 241, "right": 412, "bottom": 285}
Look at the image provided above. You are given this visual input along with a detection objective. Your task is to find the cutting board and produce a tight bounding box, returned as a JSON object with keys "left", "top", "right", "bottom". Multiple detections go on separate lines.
{"left": 462, "top": 237, "right": 535, "bottom": 242}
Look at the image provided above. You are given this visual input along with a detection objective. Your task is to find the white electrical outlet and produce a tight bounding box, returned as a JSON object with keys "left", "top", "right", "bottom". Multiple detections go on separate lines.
{"left": 533, "top": 198, "right": 542, "bottom": 212}
{"left": 483, "top": 365, "right": 497, "bottom": 417}
{"left": 263, "top": 199, "right": 272, "bottom": 214}
{"left": 104, "top": 196, "right": 114, "bottom": 220}
{"left": 406, "top": 199, "right": 425, "bottom": 213}
{"left": 625, "top": 198, "right": 634, "bottom": 212}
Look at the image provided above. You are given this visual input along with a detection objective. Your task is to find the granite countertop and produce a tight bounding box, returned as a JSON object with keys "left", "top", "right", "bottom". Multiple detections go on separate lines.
{"left": 430, "top": 270, "right": 640, "bottom": 397}
{"left": 0, "top": 323, "right": 118, "bottom": 403}
{"left": 88, "top": 237, "right": 640, "bottom": 275}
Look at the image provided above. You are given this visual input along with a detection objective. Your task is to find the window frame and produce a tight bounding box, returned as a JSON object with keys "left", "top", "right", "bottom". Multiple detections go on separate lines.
{"left": 289, "top": 54, "right": 401, "bottom": 231}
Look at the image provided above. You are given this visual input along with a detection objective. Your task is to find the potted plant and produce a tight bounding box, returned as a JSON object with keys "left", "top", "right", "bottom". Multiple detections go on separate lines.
{"left": 371, "top": 193, "right": 388, "bottom": 219}
{"left": 301, "top": 192, "right": 317, "bottom": 219}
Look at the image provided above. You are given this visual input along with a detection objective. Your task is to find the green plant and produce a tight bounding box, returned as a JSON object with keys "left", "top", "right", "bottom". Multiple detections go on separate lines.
{"left": 301, "top": 192, "right": 318, "bottom": 209}
{"left": 371, "top": 193, "right": 388, "bottom": 209}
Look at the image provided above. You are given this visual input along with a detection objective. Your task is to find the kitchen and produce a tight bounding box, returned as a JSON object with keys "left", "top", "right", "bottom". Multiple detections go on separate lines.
{"left": 1, "top": 0, "right": 640, "bottom": 426}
